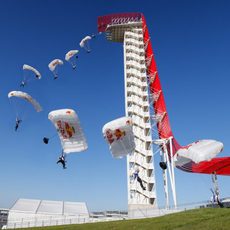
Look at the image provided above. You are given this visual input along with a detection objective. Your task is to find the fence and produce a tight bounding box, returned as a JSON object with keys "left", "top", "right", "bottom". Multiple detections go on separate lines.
{"left": 5, "top": 199, "right": 229, "bottom": 229}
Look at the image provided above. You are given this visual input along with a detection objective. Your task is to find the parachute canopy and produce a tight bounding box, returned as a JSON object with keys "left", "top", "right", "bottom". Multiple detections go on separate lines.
{"left": 102, "top": 116, "right": 135, "bottom": 158}
{"left": 65, "top": 50, "right": 79, "bottom": 61}
{"left": 65, "top": 50, "right": 79, "bottom": 69}
{"left": 48, "top": 109, "right": 88, "bottom": 154}
{"left": 48, "top": 59, "right": 63, "bottom": 71}
{"left": 176, "top": 139, "right": 224, "bottom": 164}
{"left": 48, "top": 59, "right": 63, "bottom": 79}
{"left": 79, "top": 36, "right": 91, "bottom": 52}
{"left": 23, "top": 64, "right": 41, "bottom": 79}
{"left": 8, "top": 91, "right": 42, "bottom": 112}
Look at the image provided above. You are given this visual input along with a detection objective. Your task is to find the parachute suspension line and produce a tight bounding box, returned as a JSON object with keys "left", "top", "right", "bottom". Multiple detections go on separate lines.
{"left": 61, "top": 149, "right": 66, "bottom": 157}
{"left": 17, "top": 101, "right": 30, "bottom": 121}
{"left": 70, "top": 60, "right": 77, "bottom": 70}
{"left": 23, "top": 75, "right": 33, "bottom": 85}
{"left": 23, "top": 71, "right": 33, "bottom": 85}
{"left": 45, "top": 132, "right": 58, "bottom": 142}
{"left": 53, "top": 70, "right": 58, "bottom": 80}
{"left": 84, "top": 43, "right": 91, "bottom": 53}
{"left": 8, "top": 99, "right": 19, "bottom": 119}
{"left": 9, "top": 98, "right": 28, "bottom": 122}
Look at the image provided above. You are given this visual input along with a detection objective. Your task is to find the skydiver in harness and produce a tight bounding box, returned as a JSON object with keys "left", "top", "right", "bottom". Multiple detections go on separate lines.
{"left": 133, "top": 168, "right": 146, "bottom": 190}
{"left": 15, "top": 117, "right": 22, "bottom": 131}
{"left": 20, "top": 81, "right": 26, "bottom": 87}
{"left": 56, "top": 152, "right": 67, "bottom": 169}
{"left": 210, "top": 188, "right": 224, "bottom": 208}
{"left": 53, "top": 74, "right": 58, "bottom": 80}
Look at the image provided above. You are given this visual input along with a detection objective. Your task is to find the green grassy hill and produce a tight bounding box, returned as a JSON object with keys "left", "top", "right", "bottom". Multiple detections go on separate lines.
{"left": 12, "top": 208, "right": 230, "bottom": 230}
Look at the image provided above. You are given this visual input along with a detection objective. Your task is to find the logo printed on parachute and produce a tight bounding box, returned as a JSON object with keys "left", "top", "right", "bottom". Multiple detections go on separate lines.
{"left": 65, "top": 122, "right": 75, "bottom": 138}
{"left": 105, "top": 128, "right": 126, "bottom": 144}
{"left": 68, "top": 52, "right": 74, "bottom": 57}
{"left": 66, "top": 110, "right": 72, "bottom": 114}
{"left": 52, "top": 60, "right": 59, "bottom": 66}
{"left": 56, "top": 120, "right": 75, "bottom": 139}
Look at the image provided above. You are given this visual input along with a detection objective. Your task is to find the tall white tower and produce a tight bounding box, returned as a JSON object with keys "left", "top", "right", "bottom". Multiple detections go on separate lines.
{"left": 98, "top": 13, "right": 157, "bottom": 213}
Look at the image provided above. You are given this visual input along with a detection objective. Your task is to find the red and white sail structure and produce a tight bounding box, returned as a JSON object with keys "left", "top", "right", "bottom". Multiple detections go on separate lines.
{"left": 98, "top": 13, "right": 230, "bottom": 211}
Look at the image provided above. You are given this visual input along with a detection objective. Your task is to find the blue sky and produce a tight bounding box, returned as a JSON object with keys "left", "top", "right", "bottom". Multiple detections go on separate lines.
{"left": 0, "top": 0, "right": 230, "bottom": 211}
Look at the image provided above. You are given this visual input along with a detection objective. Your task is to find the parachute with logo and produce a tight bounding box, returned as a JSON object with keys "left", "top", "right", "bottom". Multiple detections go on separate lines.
{"left": 8, "top": 91, "right": 42, "bottom": 130}
{"left": 79, "top": 36, "right": 92, "bottom": 53}
{"left": 21, "top": 64, "right": 41, "bottom": 87}
{"left": 102, "top": 117, "right": 135, "bottom": 158}
{"left": 48, "top": 59, "right": 63, "bottom": 79}
{"left": 176, "top": 140, "right": 224, "bottom": 164}
{"left": 65, "top": 50, "right": 79, "bottom": 69}
{"left": 47, "top": 109, "right": 88, "bottom": 154}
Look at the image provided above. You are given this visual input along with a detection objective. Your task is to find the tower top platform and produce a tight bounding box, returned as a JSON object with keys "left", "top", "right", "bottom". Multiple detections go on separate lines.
{"left": 98, "top": 13, "right": 142, "bottom": 42}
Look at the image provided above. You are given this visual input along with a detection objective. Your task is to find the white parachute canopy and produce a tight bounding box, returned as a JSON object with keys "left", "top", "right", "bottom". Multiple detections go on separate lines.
{"left": 8, "top": 91, "right": 42, "bottom": 112}
{"left": 79, "top": 36, "right": 91, "bottom": 53}
{"left": 48, "top": 59, "right": 63, "bottom": 79}
{"left": 102, "top": 116, "right": 135, "bottom": 158}
{"left": 48, "top": 109, "right": 88, "bottom": 154}
{"left": 65, "top": 50, "right": 79, "bottom": 61}
{"left": 176, "top": 139, "right": 224, "bottom": 163}
{"left": 65, "top": 50, "right": 79, "bottom": 69}
{"left": 23, "top": 64, "right": 41, "bottom": 79}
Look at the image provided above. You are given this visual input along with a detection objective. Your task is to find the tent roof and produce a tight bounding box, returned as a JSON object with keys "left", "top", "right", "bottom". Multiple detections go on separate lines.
{"left": 10, "top": 198, "right": 89, "bottom": 216}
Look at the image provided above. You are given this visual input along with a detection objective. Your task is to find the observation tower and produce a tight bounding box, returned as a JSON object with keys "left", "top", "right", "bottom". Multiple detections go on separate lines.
{"left": 98, "top": 13, "right": 162, "bottom": 214}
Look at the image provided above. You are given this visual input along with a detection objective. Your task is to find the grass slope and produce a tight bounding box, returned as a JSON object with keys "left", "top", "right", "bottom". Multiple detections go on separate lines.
{"left": 13, "top": 208, "right": 230, "bottom": 230}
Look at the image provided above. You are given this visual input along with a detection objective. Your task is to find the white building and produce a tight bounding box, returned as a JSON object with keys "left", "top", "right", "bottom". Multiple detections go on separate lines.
{"left": 98, "top": 13, "right": 157, "bottom": 217}
{"left": 6, "top": 198, "right": 89, "bottom": 229}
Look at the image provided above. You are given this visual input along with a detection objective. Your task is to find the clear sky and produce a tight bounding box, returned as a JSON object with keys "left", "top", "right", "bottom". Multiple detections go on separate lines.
{"left": 0, "top": 0, "right": 230, "bottom": 211}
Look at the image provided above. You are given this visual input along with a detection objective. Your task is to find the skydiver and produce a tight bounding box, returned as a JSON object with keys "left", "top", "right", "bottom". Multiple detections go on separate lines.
{"left": 159, "top": 161, "right": 167, "bottom": 170}
{"left": 43, "top": 137, "right": 49, "bottom": 144}
{"left": 72, "top": 63, "right": 77, "bottom": 70}
{"left": 56, "top": 153, "right": 67, "bottom": 169}
{"left": 210, "top": 188, "right": 224, "bottom": 208}
{"left": 133, "top": 168, "right": 146, "bottom": 190}
{"left": 216, "top": 196, "right": 224, "bottom": 208}
{"left": 20, "top": 81, "right": 26, "bottom": 87}
{"left": 15, "top": 117, "right": 22, "bottom": 131}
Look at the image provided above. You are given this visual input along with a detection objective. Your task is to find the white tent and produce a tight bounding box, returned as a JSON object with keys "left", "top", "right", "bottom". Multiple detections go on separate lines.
{"left": 7, "top": 198, "right": 89, "bottom": 228}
